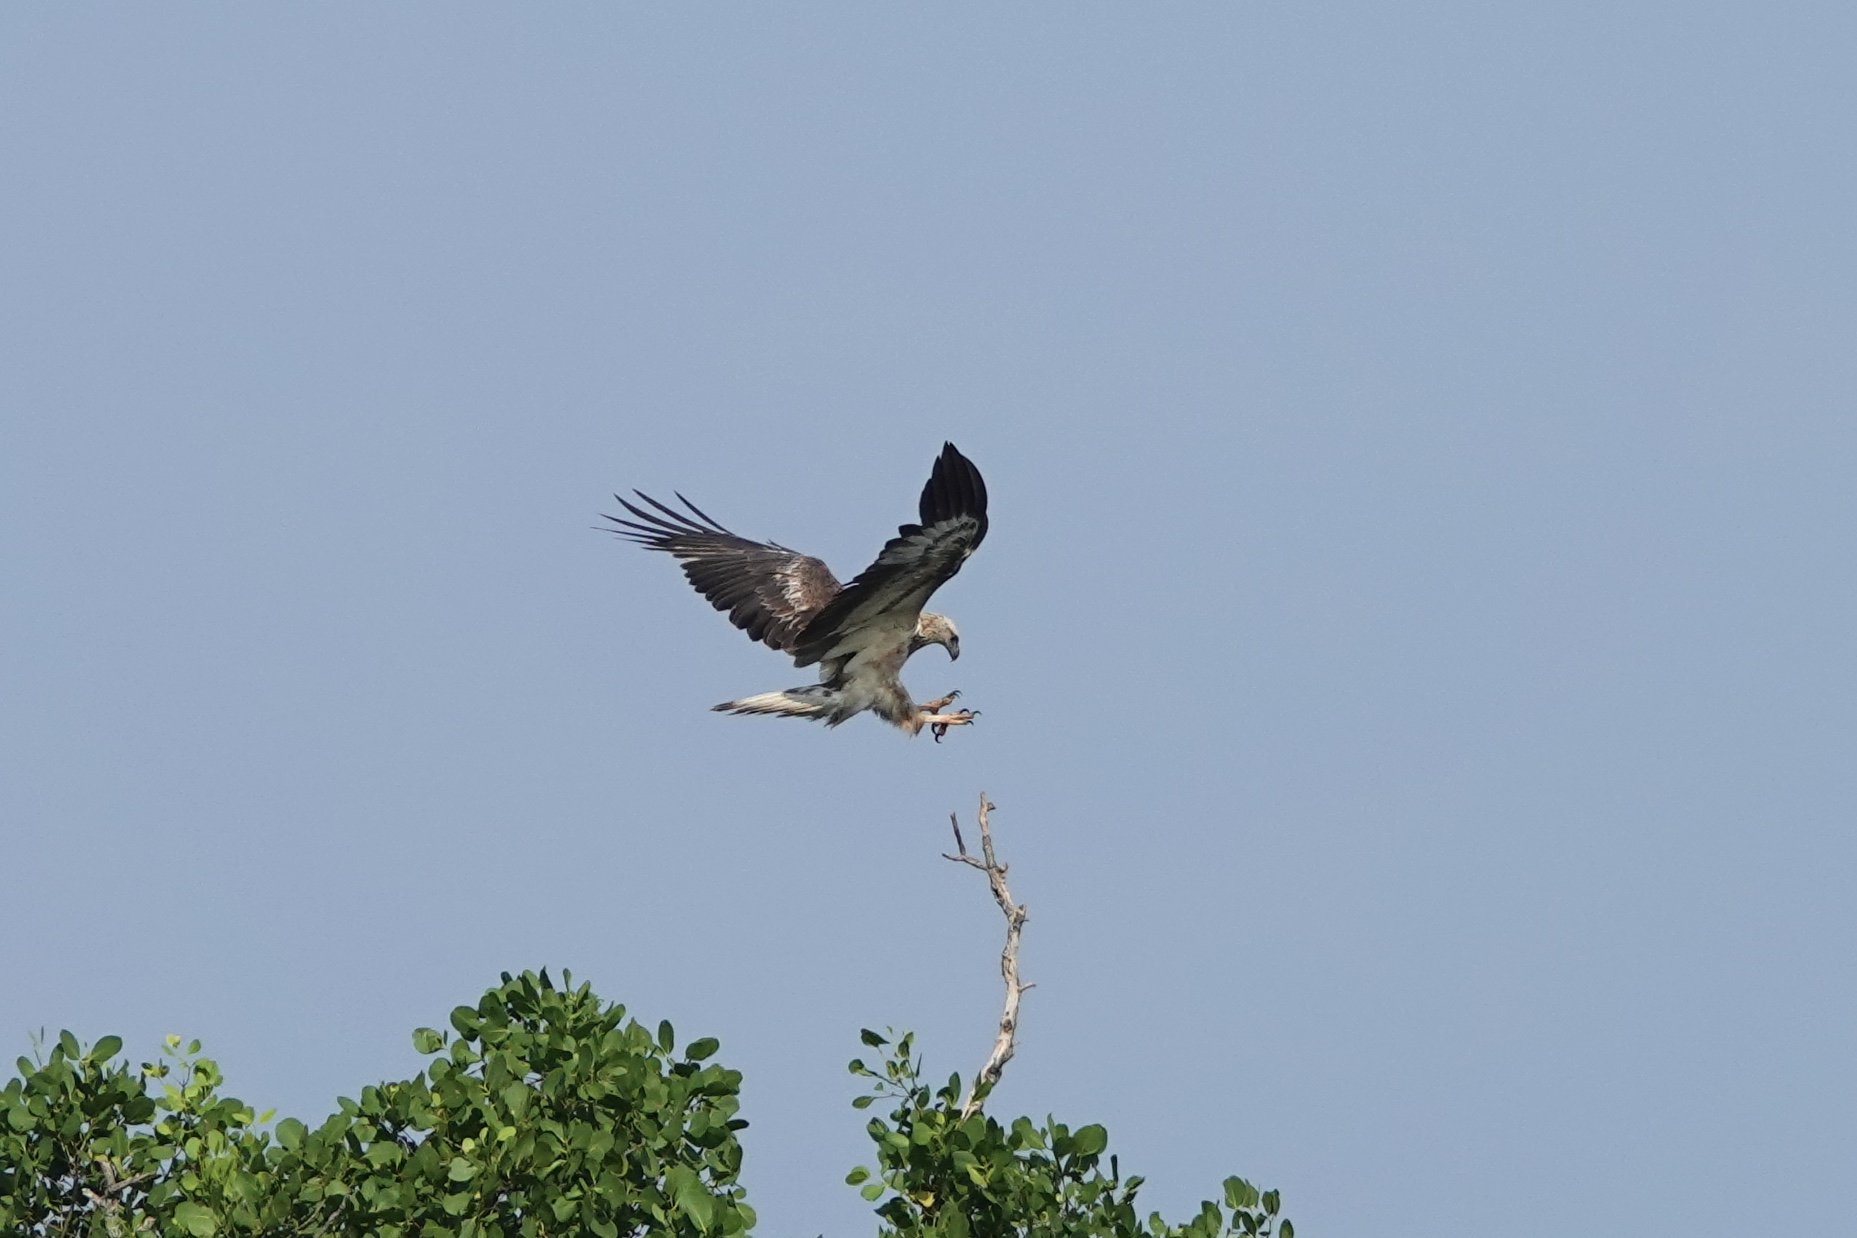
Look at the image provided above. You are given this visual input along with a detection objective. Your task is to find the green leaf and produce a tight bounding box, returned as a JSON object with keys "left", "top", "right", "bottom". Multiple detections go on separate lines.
{"left": 859, "top": 1029, "right": 888, "bottom": 1048}
{"left": 1072, "top": 1124, "right": 1108, "bottom": 1156}
{"left": 450, "top": 1006, "right": 481, "bottom": 1037}
{"left": 412, "top": 1027, "right": 446, "bottom": 1054}
{"left": 1224, "top": 1177, "right": 1259, "bottom": 1210}
{"left": 448, "top": 1156, "right": 476, "bottom": 1182}
{"left": 686, "top": 1037, "right": 720, "bottom": 1062}
{"left": 846, "top": 1166, "right": 870, "bottom": 1185}
{"left": 851, "top": 1095, "right": 876, "bottom": 1109}
{"left": 173, "top": 1202, "right": 219, "bottom": 1237}
{"left": 89, "top": 1034, "right": 124, "bottom": 1062}
{"left": 657, "top": 1020, "right": 676, "bottom": 1054}
{"left": 860, "top": 1182, "right": 885, "bottom": 1201}
{"left": 276, "top": 1117, "right": 306, "bottom": 1150}
{"left": 669, "top": 1165, "right": 715, "bottom": 1231}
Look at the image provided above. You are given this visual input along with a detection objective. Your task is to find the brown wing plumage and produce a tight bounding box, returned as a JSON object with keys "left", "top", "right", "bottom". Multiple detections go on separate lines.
{"left": 789, "top": 442, "right": 988, "bottom": 668}
{"left": 603, "top": 491, "right": 842, "bottom": 652}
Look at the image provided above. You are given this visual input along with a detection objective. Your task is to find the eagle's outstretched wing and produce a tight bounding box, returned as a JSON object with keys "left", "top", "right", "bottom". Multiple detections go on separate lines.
{"left": 790, "top": 442, "right": 988, "bottom": 669}
{"left": 603, "top": 492, "right": 842, "bottom": 652}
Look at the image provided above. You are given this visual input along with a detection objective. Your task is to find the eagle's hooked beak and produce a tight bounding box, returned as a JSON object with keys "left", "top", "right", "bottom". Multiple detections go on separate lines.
{"left": 946, "top": 635, "right": 960, "bottom": 661}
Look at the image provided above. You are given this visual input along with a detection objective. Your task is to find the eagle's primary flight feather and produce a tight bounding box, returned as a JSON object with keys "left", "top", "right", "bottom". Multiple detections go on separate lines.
{"left": 605, "top": 442, "right": 987, "bottom": 736}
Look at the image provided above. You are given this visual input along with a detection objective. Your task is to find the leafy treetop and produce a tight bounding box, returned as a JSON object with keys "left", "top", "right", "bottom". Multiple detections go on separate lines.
{"left": 2, "top": 973, "right": 1288, "bottom": 1238}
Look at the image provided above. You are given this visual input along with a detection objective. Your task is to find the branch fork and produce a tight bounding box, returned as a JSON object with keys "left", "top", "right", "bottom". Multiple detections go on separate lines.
{"left": 944, "top": 792, "right": 1032, "bottom": 1118}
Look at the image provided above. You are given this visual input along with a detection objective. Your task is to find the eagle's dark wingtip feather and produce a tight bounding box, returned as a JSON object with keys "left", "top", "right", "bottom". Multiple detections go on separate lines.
{"left": 607, "top": 490, "right": 758, "bottom": 548}
{"left": 635, "top": 490, "right": 714, "bottom": 532}
{"left": 673, "top": 491, "right": 736, "bottom": 535}
{"left": 616, "top": 493, "right": 670, "bottom": 524}
{"left": 603, "top": 495, "right": 684, "bottom": 542}
{"left": 604, "top": 492, "right": 734, "bottom": 551}
{"left": 917, "top": 441, "right": 988, "bottom": 531}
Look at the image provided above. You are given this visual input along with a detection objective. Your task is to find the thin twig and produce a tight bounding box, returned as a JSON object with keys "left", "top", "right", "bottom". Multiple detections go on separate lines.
{"left": 943, "top": 792, "right": 1032, "bottom": 1118}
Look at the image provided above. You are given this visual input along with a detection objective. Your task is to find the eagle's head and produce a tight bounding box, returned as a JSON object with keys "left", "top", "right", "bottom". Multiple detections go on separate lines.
{"left": 913, "top": 612, "right": 961, "bottom": 660}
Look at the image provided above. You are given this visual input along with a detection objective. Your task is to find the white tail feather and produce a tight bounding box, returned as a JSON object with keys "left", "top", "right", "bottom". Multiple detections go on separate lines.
{"left": 712, "top": 687, "right": 838, "bottom": 719}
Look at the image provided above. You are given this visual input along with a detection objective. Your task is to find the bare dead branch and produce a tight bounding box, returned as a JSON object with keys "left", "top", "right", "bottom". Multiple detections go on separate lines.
{"left": 942, "top": 792, "right": 1031, "bottom": 1118}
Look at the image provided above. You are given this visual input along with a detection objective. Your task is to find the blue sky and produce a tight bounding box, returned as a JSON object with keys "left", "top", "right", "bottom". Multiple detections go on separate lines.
{"left": 4, "top": 6, "right": 1854, "bottom": 1235}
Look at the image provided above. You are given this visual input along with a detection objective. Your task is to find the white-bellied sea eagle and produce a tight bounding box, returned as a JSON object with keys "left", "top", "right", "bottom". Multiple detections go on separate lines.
{"left": 605, "top": 442, "right": 987, "bottom": 739}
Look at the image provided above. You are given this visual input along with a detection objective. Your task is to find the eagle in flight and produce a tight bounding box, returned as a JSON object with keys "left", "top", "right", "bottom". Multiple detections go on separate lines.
{"left": 605, "top": 442, "right": 988, "bottom": 739}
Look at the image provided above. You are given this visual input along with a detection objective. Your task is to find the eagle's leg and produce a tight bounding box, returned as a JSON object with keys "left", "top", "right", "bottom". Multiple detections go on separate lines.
{"left": 921, "top": 706, "right": 979, "bottom": 743}
{"left": 918, "top": 690, "right": 961, "bottom": 713}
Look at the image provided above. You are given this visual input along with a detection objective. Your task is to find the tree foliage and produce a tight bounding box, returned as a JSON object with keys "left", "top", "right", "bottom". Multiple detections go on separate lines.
{"left": 847, "top": 1030, "right": 1290, "bottom": 1238}
{"left": 2, "top": 971, "right": 750, "bottom": 1237}
{"left": 3, "top": 974, "right": 1288, "bottom": 1237}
